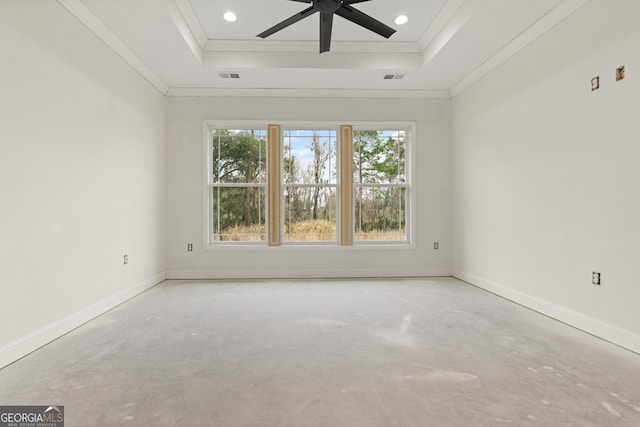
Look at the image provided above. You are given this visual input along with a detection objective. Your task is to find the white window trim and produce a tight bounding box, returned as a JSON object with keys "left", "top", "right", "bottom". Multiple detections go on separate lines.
{"left": 281, "top": 126, "right": 340, "bottom": 245}
{"left": 352, "top": 124, "right": 414, "bottom": 246}
{"left": 202, "top": 120, "right": 416, "bottom": 250}
{"left": 204, "top": 122, "right": 269, "bottom": 246}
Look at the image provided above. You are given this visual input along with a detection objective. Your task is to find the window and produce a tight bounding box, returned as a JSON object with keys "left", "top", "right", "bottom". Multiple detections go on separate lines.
{"left": 208, "top": 128, "right": 267, "bottom": 243}
{"left": 353, "top": 129, "right": 408, "bottom": 242}
{"left": 282, "top": 129, "right": 338, "bottom": 243}
{"left": 206, "top": 122, "right": 412, "bottom": 247}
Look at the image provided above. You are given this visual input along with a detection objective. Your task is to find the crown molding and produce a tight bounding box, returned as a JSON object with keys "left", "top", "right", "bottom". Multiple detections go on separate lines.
{"left": 173, "top": 0, "right": 208, "bottom": 49}
{"left": 57, "top": 0, "right": 591, "bottom": 100}
{"left": 168, "top": 0, "right": 203, "bottom": 64}
{"left": 57, "top": 0, "right": 169, "bottom": 95}
{"left": 450, "top": 0, "right": 592, "bottom": 97}
{"left": 417, "top": 0, "right": 466, "bottom": 52}
{"left": 166, "top": 87, "right": 451, "bottom": 99}
{"left": 205, "top": 39, "right": 422, "bottom": 54}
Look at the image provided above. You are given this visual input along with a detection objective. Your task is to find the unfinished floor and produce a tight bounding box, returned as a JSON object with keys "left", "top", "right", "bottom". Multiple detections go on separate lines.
{"left": 1, "top": 278, "right": 639, "bottom": 426}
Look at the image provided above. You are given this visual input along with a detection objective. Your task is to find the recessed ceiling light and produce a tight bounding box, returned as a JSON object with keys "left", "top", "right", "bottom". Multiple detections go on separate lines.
{"left": 395, "top": 15, "right": 408, "bottom": 25}
{"left": 223, "top": 11, "right": 237, "bottom": 22}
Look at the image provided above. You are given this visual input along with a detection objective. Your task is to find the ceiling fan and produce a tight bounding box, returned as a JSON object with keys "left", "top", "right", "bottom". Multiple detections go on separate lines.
{"left": 257, "top": 0, "right": 396, "bottom": 53}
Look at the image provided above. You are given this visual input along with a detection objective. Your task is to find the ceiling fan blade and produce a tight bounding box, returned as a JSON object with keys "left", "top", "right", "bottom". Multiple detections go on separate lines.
{"left": 335, "top": 5, "right": 396, "bottom": 39}
{"left": 257, "top": 6, "right": 317, "bottom": 38}
{"left": 342, "top": 0, "right": 372, "bottom": 4}
{"left": 319, "top": 12, "right": 334, "bottom": 53}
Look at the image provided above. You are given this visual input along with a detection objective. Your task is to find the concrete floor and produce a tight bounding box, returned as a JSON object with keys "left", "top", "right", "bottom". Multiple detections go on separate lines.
{"left": 1, "top": 278, "right": 639, "bottom": 426}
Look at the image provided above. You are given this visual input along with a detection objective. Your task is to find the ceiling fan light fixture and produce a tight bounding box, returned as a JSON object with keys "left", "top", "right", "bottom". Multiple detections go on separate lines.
{"left": 223, "top": 11, "right": 237, "bottom": 22}
{"left": 395, "top": 15, "right": 409, "bottom": 25}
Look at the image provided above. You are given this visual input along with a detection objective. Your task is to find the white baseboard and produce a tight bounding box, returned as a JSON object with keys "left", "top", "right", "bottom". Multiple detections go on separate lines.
{"left": 166, "top": 267, "right": 453, "bottom": 280}
{"left": 453, "top": 269, "right": 640, "bottom": 355}
{"left": 0, "top": 272, "right": 166, "bottom": 370}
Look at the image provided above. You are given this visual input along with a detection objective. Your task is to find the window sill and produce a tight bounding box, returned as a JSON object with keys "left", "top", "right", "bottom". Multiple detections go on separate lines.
{"left": 202, "top": 242, "right": 415, "bottom": 251}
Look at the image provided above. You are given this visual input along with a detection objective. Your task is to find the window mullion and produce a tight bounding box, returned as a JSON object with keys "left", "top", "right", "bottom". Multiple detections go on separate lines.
{"left": 268, "top": 125, "right": 282, "bottom": 246}
{"left": 340, "top": 125, "right": 353, "bottom": 246}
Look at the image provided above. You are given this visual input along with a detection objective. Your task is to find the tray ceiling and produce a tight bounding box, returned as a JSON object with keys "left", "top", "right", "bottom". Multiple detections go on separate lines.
{"left": 58, "top": 0, "right": 591, "bottom": 97}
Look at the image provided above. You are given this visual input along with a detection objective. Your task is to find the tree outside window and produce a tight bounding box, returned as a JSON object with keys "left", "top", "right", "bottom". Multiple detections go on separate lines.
{"left": 282, "top": 129, "right": 337, "bottom": 242}
{"left": 207, "top": 124, "right": 411, "bottom": 246}
{"left": 353, "top": 130, "right": 407, "bottom": 242}
{"left": 210, "top": 129, "right": 267, "bottom": 242}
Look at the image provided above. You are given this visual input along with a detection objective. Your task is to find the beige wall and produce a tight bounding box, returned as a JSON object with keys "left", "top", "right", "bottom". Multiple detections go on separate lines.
{"left": 165, "top": 96, "right": 452, "bottom": 278}
{"left": 0, "top": 0, "right": 166, "bottom": 367}
{"left": 452, "top": 0, "right": 640, "bottom": 353}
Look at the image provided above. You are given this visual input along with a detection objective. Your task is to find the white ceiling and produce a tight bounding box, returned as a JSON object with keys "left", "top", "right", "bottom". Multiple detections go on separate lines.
{"left": 190, "top": 0, "right": 448, "bottom": 42}
{"left": 58, "top": 0, "right": 590, "bottom": 98}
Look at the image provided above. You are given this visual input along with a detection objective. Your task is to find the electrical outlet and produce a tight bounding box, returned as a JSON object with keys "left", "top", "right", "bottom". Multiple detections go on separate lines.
{"left": 124, "top": 255, "right": 128, "bottom": 265}
{"left": 434, "top": 242, "right": 439, "bottom": 250}
{"left": 187, "top": 244, "right": 193, "bottom": 252}
{"left": 592, "top": 272, "right": 601, "bottom": 286}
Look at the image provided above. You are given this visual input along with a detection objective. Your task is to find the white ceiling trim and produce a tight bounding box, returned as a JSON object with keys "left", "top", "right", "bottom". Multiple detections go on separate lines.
{"left": 57, "top": 0, "right": 169, "bottom": 95}
{"left": 173, "top": 0, "right": 208, "bottom": 49}
{"left": 417, "top": 0, "right": 466, "bottom": 52}
{"left": 450, "top": 0, "right": 592, "bottom": 97}
{"left": 166, "top": 87, "right": 451, "bottom": 99}
{"left": 168, "top": 0, "right": 203, "bottom": 64}
{"left": 202, "top": 51, "right": 423, "bottom": 70}
{"left": 421, "top": 0, "right": 476, "bottom": 68}
{"left": 205, "top": 40, "right": 422, "bottom": 54}
{"left": 56, "top": 0, "right": 592, "bottom": 100}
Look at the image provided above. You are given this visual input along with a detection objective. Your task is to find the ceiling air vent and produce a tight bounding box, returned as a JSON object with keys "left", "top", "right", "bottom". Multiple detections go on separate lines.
{"left": 219, "top": 72, "right": 241, "bottom": 79}
{"left": 383, "top": 74, "right": 406, "bottom": 80}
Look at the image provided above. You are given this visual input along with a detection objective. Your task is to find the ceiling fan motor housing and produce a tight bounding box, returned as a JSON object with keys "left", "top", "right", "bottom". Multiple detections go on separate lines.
{"left": 314, "top": 0, "right": 342, "bottom": 13}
